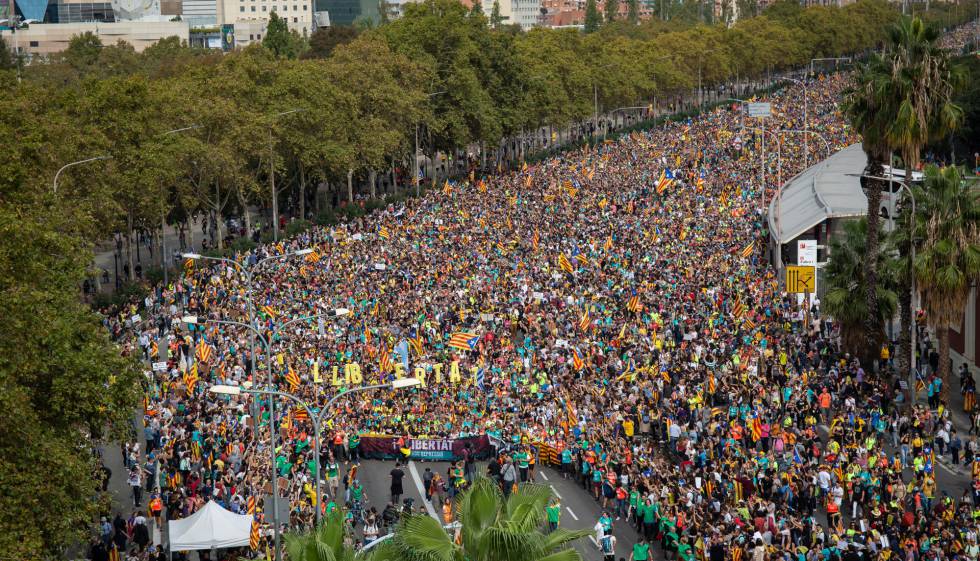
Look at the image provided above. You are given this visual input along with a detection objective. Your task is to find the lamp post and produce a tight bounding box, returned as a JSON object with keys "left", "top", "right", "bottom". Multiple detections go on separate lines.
{"left": 182, "top": 308, "right": 348, "bottom": 558}
{"left": 268, "top": 109, "right": 306, "bottom": 242}
{"left": 182, "top": 248, "right": 314, "bottom": 561}
{"left": 782, "top": 77, "right": 809, "bottom": 168}
{"left": 209, "top": 377, "right": 422, "bottom": 527}
{"left": 53, "top": 155, "right": 112, "bottom": 194}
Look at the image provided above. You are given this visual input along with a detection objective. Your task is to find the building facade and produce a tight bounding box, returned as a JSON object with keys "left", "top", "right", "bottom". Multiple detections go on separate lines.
{"left": 0, "top": 19, "right": 187, "bottom": 53}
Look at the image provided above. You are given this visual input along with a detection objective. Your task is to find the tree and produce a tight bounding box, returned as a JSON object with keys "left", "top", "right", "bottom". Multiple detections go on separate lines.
{"left": 490, "top": 0, "right": 503, "bottom": 27}
{"left": 304, "top": 26, "right": 360, "bottom": 59}
{"left": 844, "top": 52, "right": 894, "bottom": 364}
{"left": 823, "top": 218, "right": 898, "bottom": 355}
{"left": 913, "top": 165, "right": 980, "bottom": 400}
{"left": 470, "top": 0, "right": 484, "bottom": 17}
{"left": 284, "top": 508, "right": 359, "bottom": 561}
{"left": 263, "top": 11, "right": 305, "bottom": 59}
{"left": 0, "top": 207, "right": 142, "bottom": 559}
{"left": 0, "top": 36, "right": 15, "bottom": 70}
{"left": 380, "top": 478, "right": 590, "bottom": 561}
{"left": 627, "top": 0, "right": 639, "bottom": 24}
{"left": 585, "top": 0, "right": 601, "bottom": 32}
{"left": 604, "top": 0, "right": 619, "bottom": 22}
{"left": 63, "top": 31, "right": 103, "bottom": 71}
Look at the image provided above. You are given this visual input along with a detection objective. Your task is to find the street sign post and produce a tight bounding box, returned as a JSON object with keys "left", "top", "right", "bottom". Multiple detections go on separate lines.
{"left": 786, "top": 265, "right": 816, "bottom": 294}
{"left": 747, "top": 102, "right": 771, "bottom": 118}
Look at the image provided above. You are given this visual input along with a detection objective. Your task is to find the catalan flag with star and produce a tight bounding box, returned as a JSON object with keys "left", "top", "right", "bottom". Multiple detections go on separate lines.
{"left": 448, "top": 331, "right": 479, "bottom": 352}
{"left": 285, "top": 366, "right": 300, "bottom": 391}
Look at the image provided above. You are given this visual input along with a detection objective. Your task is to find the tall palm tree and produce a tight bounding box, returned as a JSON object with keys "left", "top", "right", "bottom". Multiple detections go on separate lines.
{"left": 884, "top": 15, "right": 965, "bottom": 378}
{"left": 844, "top": 54, "right": 895, "bottom": 361}
{"left": 376, "top": 478, "right": 590, "bottom": 561}
{"left": 824, "top": 218, "right": 899, "bottom": 355}
{"left": 913, "top": 165, "right": 980, "bottom": 401}
{"left": 283, "top": 508, "right": 360, "bottom": 561}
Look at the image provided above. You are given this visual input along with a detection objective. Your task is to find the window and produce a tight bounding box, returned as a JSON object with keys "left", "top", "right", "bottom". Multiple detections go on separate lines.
{"left": 261, "top": 4, "right": 265, "bottom": 10}
{"left": 249, "top": 33, "right": 254, "bottom": 39}
{"left": 29, "top": 40, "right": 38, "bottom": 47}
{"left": 293, "top": 16, "right": 297, "bottom": 21}
{"left": 293, "top": 4, "right": 297, "bottom": 9}
{"left": 251, "top": 5, "right": 255, "bottom": 10}
{"left": 281, "top": 4, "right": 286, "bottom": 9}
{"left": 240, "top": 6, "right": 245, "bottom": 10}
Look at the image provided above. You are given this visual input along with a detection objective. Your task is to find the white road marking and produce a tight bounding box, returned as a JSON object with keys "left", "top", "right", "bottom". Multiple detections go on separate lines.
{"left": 539, "top": 471, "right": 549, "bottom": 481}
{"left": 566, "top": 506, "right": 579, "bottom": 520}
{"left": 407, "top": 460, "right": 439, "bottom": 520}
{"left": 589, "top": 535, "right": 599, "bottom": 547}
{"left": 550, "top": 485, "right": 562, "bottom": 499}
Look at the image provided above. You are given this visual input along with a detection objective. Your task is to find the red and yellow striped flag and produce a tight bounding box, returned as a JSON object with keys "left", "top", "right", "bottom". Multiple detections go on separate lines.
{"left": 557, "top": 253, "right": 574, "bottom": 274}
{"left": 285, "top": 366, "right": 300, "bottom": 391}
{"left": 250, "top": 520, "right": 261, "bottom": 550}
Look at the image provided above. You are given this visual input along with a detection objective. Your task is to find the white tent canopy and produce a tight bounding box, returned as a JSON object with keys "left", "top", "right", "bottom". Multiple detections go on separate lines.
{"left": 168, "top": 501, "right": 253, "bottom": 551}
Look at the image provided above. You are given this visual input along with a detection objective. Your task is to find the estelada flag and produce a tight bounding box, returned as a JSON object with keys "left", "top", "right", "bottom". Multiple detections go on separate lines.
{"left": 740, "top": 241, "right": 754, "bottom": 258}
{"left": 448, "top": 332, "right": 479, "bottom": 352}
{"left": 571, "top": 349, "right": 585, "bottom": 371}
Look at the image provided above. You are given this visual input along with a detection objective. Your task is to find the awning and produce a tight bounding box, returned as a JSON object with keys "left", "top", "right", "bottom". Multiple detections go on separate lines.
{"left": 168, "top": 501, "right": 253, "bottom": 551}
{"left": 768, "top": 143, "right": 869, "bottom": 244}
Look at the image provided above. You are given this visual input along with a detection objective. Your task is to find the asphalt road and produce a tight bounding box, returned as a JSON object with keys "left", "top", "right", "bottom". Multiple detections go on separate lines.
{"left": 348, "top": 458, "right": 642, "bottom": 561}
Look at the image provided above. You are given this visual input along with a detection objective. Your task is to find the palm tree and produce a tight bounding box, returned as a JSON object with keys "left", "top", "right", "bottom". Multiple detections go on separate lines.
{"left": 376, "top": 478, "right": 590, "bottom": 561}
{"left": 844, "top": 54, "right": 895, "bottom": 361}
{"left": 883, "top": 16, "right": 964, "bottom": 378}
{"left": 913, "top": 165, "right": 980, "bottom": 401}
{"left": 283, "top": 508, "right": 359, "bottom": 561}
{"left": 824, "top": 218, "right": 898, "bottom": 355}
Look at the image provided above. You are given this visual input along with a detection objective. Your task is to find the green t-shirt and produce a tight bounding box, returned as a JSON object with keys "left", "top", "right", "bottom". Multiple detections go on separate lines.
{"left": 546, "top": 505, "right": 561, "bottom": 523}
{"left": 515, "top": 452, "right": 529, "bottom": 468}
{"left": 351, "top": 485, "right": 363, "bottom": 501}
{"left": 326, "top": 462, "right": 339, "bottom": 478}
{"left": 677, "top": 543, "right": 693, "bottom": 561}
{"left": 643, "top": 506, "right": 656, "bottom": 524}
{"left": 633, "top": 543, "right": 651, "bottom": 561}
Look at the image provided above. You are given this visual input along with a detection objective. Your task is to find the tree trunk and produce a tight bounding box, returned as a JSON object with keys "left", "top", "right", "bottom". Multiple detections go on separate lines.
{"left": 214, "top": 181, "right": 224, "bottom": 250}
{"left": 347, "top": 169, "right": 354, "bottom": 203}
{"left": 237, "top": 187, "right": 252, "bottom": 239}
{"left": 369, "top": 169, "right": 377, "bottom": 199}
{"left": 864, "top": 158, "right": 885, "bottom": 356}
{"left": 391, "top": 157, "right": 399, "bottom": 193}
{"left": 897, "top": 162, "right": 914, "bottom": 394}
{"left": 188, "top": 217, "right": 195, "bottom": 252}
{"left": 126, "top": 210, "right": 134, "bottom": 283}
{"left": 938, "top": 325, "right": 950, "bottom": 403}
{"left": 299, "top": 163, "right": 307, "bottom": 221}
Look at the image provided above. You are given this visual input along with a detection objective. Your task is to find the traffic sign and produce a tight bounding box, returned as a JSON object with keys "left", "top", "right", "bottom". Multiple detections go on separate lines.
{"left": 786, "top": 265, "right": 815, "bottom": 294}
{"left": 747, "top": 102, "right": 771, "bottom": 118}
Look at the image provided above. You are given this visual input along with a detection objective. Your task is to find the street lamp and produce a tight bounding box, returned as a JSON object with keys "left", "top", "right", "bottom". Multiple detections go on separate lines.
{"left": 209, "top": 377, "right": 422, "bottom": 526}
{"left": 182, "top": 248, "right": 315, "bottom": 561}
{"left": 781, "top": 77, "right": 809, "bottom": 168}
{"left": 53, "top": 155, "right": 112, "bottom": 194}
{"left": 182, "top": 307, "right": 349, "bottom": 556}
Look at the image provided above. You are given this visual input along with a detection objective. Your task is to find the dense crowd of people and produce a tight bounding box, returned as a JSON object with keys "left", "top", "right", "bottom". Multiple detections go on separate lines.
{"left": 93, "top": 47, "right": 980, "bottom": 561}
